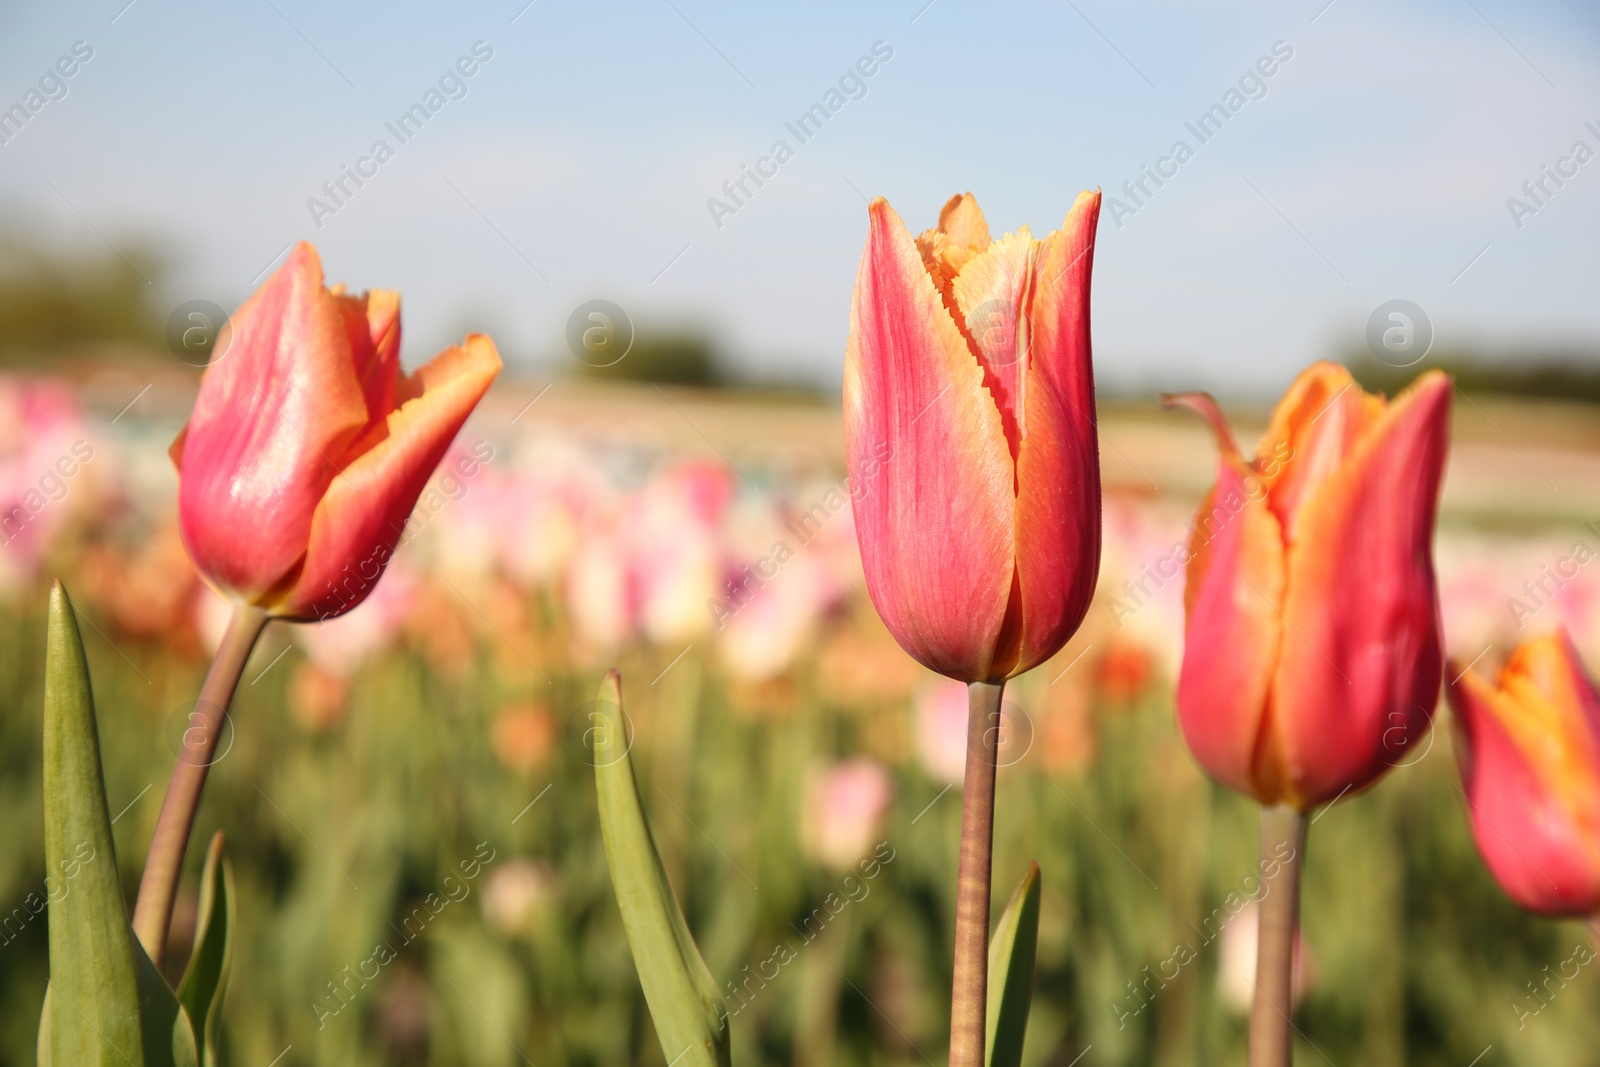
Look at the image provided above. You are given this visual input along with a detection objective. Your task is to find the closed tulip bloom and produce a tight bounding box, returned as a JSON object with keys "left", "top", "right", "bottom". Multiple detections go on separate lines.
{"left": 172, "top": 242, "right": 501, "bottom": 621}
{"left": 1447, "top": 630, "right": 1600, "bottom": 916}
{"left": 1168, "top": 363, "right": 1453, "bottom": 810}
{"left": 844, "top": 192, "right": 1101, "bottom": 683}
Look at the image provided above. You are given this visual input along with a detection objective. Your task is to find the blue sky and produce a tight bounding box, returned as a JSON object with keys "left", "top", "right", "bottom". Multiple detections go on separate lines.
{"left": 1, "top": 0, "right": 1596, "bottom": 397}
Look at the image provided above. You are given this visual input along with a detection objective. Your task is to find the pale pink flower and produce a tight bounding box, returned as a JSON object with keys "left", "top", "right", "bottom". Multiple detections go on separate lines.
{"left": 481, "top": 858, "right": 559, "bottom": 937}
{"left": 801, "top": 759, "right": 894, "bottom": 872}
{"left": 0, "top": 377, "right": 93, "bottom": 591}
{"left": 632, "top": 459, "right": 733, "bottom": 645}
{"left": 1216, "top": 901, "right": 1315, "bottom": 1014}
{"left": 566, "top": 530, "right": 636, "bottom": 652}
{"left": 915, "top": 678, "right": 972, "bottom": 784}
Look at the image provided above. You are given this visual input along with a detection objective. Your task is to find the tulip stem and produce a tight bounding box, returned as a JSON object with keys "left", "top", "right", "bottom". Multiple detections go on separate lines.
{"left": 1249, "top": 803, "right": 1308, "bottom": 1067}
{"left": 950, "top": 680, "right": 1004, "bottom": 1067}
{"left": 132, "top": 602, "right": 268, "bottom": 968}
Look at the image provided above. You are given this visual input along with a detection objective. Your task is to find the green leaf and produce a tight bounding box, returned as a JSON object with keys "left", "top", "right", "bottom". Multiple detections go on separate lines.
{"left": 985, "top": 861, "right": 1041, "bottom": 1067}
{"left": 39, "top": 582, "right": 199, "bottom": 1067}
{"left": 592, "top": 670, "right": 730, "bottom": 1067}
{"left": 177, "top": 833, "right": 234, "bottom": 1067}
{"left": 136, "top": 938, "right": 201, "bottom": 1067}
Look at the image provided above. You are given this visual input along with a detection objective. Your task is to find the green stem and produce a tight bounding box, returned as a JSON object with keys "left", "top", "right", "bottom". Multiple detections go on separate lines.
{"left": 950, "top": 680, "right": 1004, "bottom": 1067}
{"left": 132, "top": 602, "right": 268, "bottom": 967}
{"left": 1248, "top": 804, "right": 1308, "bottom": 1067}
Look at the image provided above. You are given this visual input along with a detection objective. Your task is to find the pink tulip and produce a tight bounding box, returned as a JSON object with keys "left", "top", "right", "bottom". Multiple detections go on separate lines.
{"left": 844, "top": 192, "right": 1102, "bottom": 683}
{"left": 1170, "top": 363, "right": 1452, "bottom": 809}
{"left": 172, "top": 242, "right": 500, "bottom": 621}
{"left": 1447, "top": 629, "right": 1600, "bottom": 916}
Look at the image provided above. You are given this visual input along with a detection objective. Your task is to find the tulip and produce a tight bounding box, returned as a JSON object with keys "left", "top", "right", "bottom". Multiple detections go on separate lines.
{"left": 843, "top": 190, "right": 1101, "bottom": 1067}
{"left": 1447, "top": 629, "right": 1600, "bottom": 917}
{"left": 134, "top": 242, "right": 501, "bottom": 966}
{"left": 1166, "top": 362, "right": 1452, "bottom": 1067}
{"left": 172, "top": 241, "right": 502, "bottom": 622}
{"left": 1168, "top": 362, "right": 1453, "bottom": 810}
{"left": 844, "top": 191, "right": 1101, "bottom": 684}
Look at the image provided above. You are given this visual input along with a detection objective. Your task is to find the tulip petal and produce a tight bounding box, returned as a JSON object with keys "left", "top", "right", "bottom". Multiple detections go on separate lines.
{"left": 950, "top": 229, "right": 1035, "bottom": 452}
{"left": 270, "top": 334, "right": 502, "bottom": 619}
{"left": 1449, "top": 633, "right": 1600, "bottom": 915}
{"left": 1270, "top": 371, "right": 1452, "bottom": 807}
{"left": 845, "top": 198, "right": 1016, "bottom": 681}
{"left": 1175, "top": 447, "right": 1287, "bottom": 801}
{"left": 939, "top": 192, "right": 990, "bottom": 250}
{"left": 1008, "top": 192, "right": 1101, "bottom": 676}
{"left": 916, "top": 193, "right": 991, "bottom": 288}
{"left": 334, "top": 287, "right": 402, "bottom": 424}
{"left": 1252, "top": 362, "right": 1384, "bottom": 539}
{"left": 1164, "top": 389, "right": 1240, "bottom": 456}
{"left": 174, "top": 242, "right": 369, "bottom": 602}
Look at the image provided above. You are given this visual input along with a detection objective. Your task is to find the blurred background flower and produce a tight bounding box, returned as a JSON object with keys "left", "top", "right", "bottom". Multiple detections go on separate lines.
{"left": 801, "top": 759, "right": 894, "bottom": 872}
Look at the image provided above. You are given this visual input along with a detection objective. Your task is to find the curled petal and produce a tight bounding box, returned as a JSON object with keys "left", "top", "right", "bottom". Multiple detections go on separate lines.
{"left": 1161, "top": 391, "right": 1240, "bottom": 464}
{"left": 272, "top": 335, "right": 503, "bottom": 619}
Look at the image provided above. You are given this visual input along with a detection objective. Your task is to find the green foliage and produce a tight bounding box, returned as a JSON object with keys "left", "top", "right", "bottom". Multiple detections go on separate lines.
{"left": 986, "top": 861, "right": 1040, "bottom": 1067}
{"left": 1347, "top": 347, "right": 1600, "bottom": 404}
{"left": 178, "top": 833, "right": 235, "bottom": 1067}
{"left": 0, "top": 593, "right": 1592, "bottom": 1066}
{"left": 592, "top": 671, "right": 730, "bottom": 1067}
{"left": 38, "top": 582, "right": 197, "bottom": 1067}
{"left": 579, "top": 331, "right": 722, "bottom": 386}
{"left": 0, "top": 235, "right": 163, "bottom": 363}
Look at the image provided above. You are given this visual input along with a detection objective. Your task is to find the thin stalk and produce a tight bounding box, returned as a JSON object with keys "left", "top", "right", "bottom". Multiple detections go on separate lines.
{"left": 949, "top": 680, "right": 1004, "bottom": 1067}
{"left": 1249, "top": 804, "right": 1308, "bottom": 1067}
{"left": 132, "top": 602, "right": 268, "bottom": 967}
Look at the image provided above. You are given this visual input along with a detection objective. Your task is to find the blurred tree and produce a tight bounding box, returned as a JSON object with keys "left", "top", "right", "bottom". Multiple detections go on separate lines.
{"left": 0, "top": 233, "right": 163, "bottom": 365}
{"left": 1347, "top": 346, "right": 1600, "bottom": 404}
{"left": 579, "top": 330, "right": 722, "bottom": 387}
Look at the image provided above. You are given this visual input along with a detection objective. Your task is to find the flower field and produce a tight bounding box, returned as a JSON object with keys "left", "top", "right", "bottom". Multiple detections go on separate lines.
{"left": 1, "top": 366, "right": 1598, "bottom": 1067}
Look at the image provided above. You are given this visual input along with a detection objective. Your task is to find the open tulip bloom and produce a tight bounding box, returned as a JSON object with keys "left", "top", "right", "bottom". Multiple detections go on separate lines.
{"left": 131, "top": 242, "right": 501, "bottom": 965}
{"left": 843, "top": 191, "right": 1101, "bottom": 1067}
{"left": 1448, "top": 629, "right": 1600, "bottom": 918}
{"left": 1166, "top": 362, "right": 1452, "bottom": 1067}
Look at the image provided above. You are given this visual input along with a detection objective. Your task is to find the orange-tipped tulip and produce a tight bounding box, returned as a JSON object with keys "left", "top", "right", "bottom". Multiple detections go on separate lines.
{"left": 843, "top": 192, "right": 1101, "bottom": 683}
{"left": 172, "top": 242, "right": 501, "bottom": 621}
{"left": 1447, "top": 630, "right": 1600, "bottom": 916}
{"left": 1169, "top": 363, "right": 1453, "bottom": 809}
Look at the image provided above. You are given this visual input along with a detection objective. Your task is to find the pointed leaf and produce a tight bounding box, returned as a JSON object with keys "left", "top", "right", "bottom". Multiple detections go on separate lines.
{"left": 40, "top": 582, "right": 199, "bottom": 1067}
{"left": 592, "top": 671, "right": 730, "bottom": 1067}
{"left": 985, "top": 862, "right": 1041, "bottom": 1067}
{"left": 136, "top": 940, "right": 201, "bottom": 1067}
{"left": 178, "top": 833, "right": 234, "bottom": 1067}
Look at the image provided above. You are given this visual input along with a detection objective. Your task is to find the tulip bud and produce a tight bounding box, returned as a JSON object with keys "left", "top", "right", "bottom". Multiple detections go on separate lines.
{"left": 1447, "top": 630, "right": 1600, "bottom": 916}
{"left": 844, "top": 192, "right": 1102, "bottom": 683}
{"left": 1168, "top": 363, "right": 1452, "bottom": 809}
{"left": 172, "top": 242, "right": 501, "bottom": 621}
